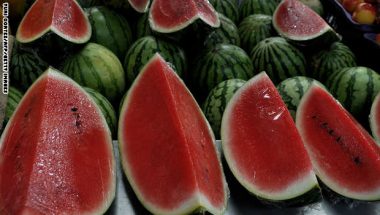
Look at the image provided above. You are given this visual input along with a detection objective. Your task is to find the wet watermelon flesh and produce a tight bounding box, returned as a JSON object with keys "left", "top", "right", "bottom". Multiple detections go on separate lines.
{"left": 17, "top": 0, "right": 90, "bottom": 42}
{"left": 274, "top": 0, "right": 326, "bottom": 37}
{"left": 0, "top": 71, "right": 114, "bottom": 214}
{"left": 120, "top": 55, "right": 225, "bottom": 212}
{"left": 297, "top": 85, "right": 380, "bottom": 194}
{"left": 223, "top": 73, "right": 315, "bottom": 195}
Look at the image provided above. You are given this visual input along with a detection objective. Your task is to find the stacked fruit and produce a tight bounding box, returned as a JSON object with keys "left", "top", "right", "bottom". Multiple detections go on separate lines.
{"left": 341, "top": 0, "right": 380, "bottom": 24}
{"left": 1, "top": 0, "right": 380, "bottom": 214}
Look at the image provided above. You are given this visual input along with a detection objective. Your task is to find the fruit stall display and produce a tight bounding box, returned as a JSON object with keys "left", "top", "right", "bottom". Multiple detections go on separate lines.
{"left": 0, "top": 0, "right": 380, "bottom": 214}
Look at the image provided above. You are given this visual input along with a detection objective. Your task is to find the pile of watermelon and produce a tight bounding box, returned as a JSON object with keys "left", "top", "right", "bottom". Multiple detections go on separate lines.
{"left": 1, "top": 0, "right": 380, "bottom": 214}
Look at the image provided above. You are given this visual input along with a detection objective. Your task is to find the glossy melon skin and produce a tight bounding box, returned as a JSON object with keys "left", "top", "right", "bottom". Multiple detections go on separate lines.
{"left": 0, "top": 68, "right": 115, "bottom": 214}
{"left": 119, "top": 54, "right": 227, "bottom": 215}
{"left": 297, "top": 84, "right": 380, "bottom": 201}
{"left": 221, "top": 72, "right": 318, "bottom": 202}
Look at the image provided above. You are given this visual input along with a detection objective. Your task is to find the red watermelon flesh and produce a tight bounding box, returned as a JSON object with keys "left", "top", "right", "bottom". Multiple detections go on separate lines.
{"left": 16, "top": 0, "right": 91, "bottom": 43}
{"left": 149, "top": 0, "right": 220, "bottom": 33}
{"left": 129, "top": 0, "right": 150, "bottom": 12}
{"left": 273, "top": 0, "right": 333, "bottom": 40}
{"left": 221, "top": 72, "right": 318, "bottom": 201}
{"left": 296, "top": 84, "right": 380, "bottom": 201}
{"left": 370, "top": 93, "right": 380, "bottom": 145}
{"left": 119, "top": 54, "right": 227, "bottom": 214}
{"left": 0, "top": 68, "right": 115, "bottom": 214}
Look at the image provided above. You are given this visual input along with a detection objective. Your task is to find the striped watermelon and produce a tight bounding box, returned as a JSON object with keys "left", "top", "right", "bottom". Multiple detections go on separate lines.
{"left": 123, "top": 36, "right": 187, "bottom": 86}
{"left": 277, "top": 76, "right": 323, "bottom": 120}
{"left": 310, "top": 42, "right": 356, "bottom": 82}
{"left": 62, "top": 43, "right": 126, "bottom": 103}
{"left": 299, "top": 0, "right": 324, "bottom": 16}
{"left": 87, "top": 6, "right": 133, "bottom": 60}
{"left": 238, "top": 14, "right": 275, "bottom": 54}
{"left": 192, "top": 44, "right": 253, "bottom": 99}
{"left": 102, "top": 0, "right": 131, "bottom": 11}
{"left": 203, "top": 79, "right": 246, "bottom": 139}
{"left": 327, "top": 67, "right": 380, "bottom": 122}
{"left": 239, "top": 0, "right": 279, "bottom": 21}
{"left": 2, "top": 87, "right": 23, "bottom": 129}
{"left": 209, "top": 0, "right": 239, "bottom": 24}
{"left": 84, "top": 87, "right": 117, "bottom": 138}
{"left": 10, "top": 42, "right": 49, "bottom": 91}
{"left": 77, "top": 0, "right": 102, "bottom": 7}
{"left": 250, "top": 37, "right": 307, "bottom": 84}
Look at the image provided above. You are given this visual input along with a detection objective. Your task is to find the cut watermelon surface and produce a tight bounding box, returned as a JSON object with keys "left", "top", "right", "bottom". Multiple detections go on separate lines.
{"left": 221, "top": 72, "right": 319, "bottom": 202}
{"left": 118, "top": 54, "right": 227, "bottom": 214}
{"left": 297, "top": 84, "right": 380, "bottom": 201}
{"left": 129, "top": 0, "right": 150, "bottom": 12}
{"left": 16, "top": 0, "right": 91, "bottom": 43}
{"left": 149, "top": 0, "right": 220, "bottom": 33}
{"left": 0, "top": 68, "right": 115, "bottom": 214}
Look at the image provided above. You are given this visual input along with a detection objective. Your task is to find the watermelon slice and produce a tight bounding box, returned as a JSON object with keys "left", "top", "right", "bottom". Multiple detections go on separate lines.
{"left": 16, "top": 0, "right": 91, "bottom": 43}
{"left": 0, "top": 68, "right": 115, "bottom": 213}
{"left": 273, "top": 0, "right": 340, "bottom": 45}
{"left": 149, "top": 0, "right": 220, "bottom": 33}
{"left": 129, "top": 0, "right": 150, "bottom": 12}
{"left": 297, "top": 84, "right": 380, "bottom": 201}
{"left": 118, "top": 54, "right": 228, "bottom": 214}
{"left": 370, "top": 93, "right": 380, "bottom": 145}
{"left": 221, "top": 72, "right": 319, "bottom": 203}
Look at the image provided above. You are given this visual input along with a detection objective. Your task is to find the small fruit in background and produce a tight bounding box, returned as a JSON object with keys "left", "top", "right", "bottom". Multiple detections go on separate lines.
{"left": 352, "top": 3, "right": 377, "bottom": 24}
{"left": 342, "top": 0, "right": 364, "bottom": 13}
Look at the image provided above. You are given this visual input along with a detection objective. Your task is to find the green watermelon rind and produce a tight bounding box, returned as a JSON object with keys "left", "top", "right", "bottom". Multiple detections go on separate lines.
{"left": 118, "top": 53, "right": 228, "bottom": 215}
{"left": 2, "top": 87, "right": 23, "bottom": 128}
{"left": 369, "top": 92, "right": 380, "bottom": 145}
{"left": 221, "top": 72, "right": 320, "bottom": 202}
{"left": 296, "top": 83, "right": 380, "bottom": 201}
{"left": 209, "top": 0, "right": 239, "bottom": 24}
{"left": 0, "top": 67, "right": 116, "bottom": 214}
{"left": 239, "top": 0, "right": 278, "bottom": 21}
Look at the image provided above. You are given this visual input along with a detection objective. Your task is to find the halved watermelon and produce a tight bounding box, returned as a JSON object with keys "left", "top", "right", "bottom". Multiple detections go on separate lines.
{"left": 297, "top": 84, "right": 380, "bottom": 201}
{"left": 221, "top": 72, "right": 319, "bottom": 203}
{"left": 370, "top": 92, "right": 380, "bottom": 145}
{"left": 273, "top": 0, "right": 340, "bottom": 45}
{"left": 118, "top": 54, "right": 228, "bottom": 214}
{"left": 129, "top": 0, "right": 150, "bottom": 12}
{"left": 0, "top": 68, "right": 115, "bottom": 213}
{"left": 149, "top": 0, "right": 220, "bottom": 33}
{"left": 16, "top": 0, "right": 91, "bottom": 43}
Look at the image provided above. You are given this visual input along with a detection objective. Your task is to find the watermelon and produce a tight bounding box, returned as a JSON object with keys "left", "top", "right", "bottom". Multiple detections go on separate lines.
{"left": 149, "top": 0, "right": 220, "bottom": 33}
{"left": 296, "top": 84, "right": 380, "bottom": 201}
{"left": 327, "top": 66, "right": 380, "bottom": 122}
{"left": 239, "top": 0, "right": 279, "bottom": 21}
{"left": 10, "top": 42, "right": 49, "bottom": 91}
{"left": 123, "top": 36, "right": 187, "bottom": 86}
{"left": 87, "top": 6, "right": 133, "bottom": 60}
{"left": 277, "top": 76, "right": 323, "bottom": 120}
{"left": 16, "top": 0, "right": 91, "bottom": 43}
{"left": 298, "top": 0, "right": 324, "bottom": 16}
{"left": 250, "top": 37, "right": 307, "bottom": 84}
{"left": 221, "top": 72, "right": 319, "bottom": 203}
{"left": 310, "top": 42, "right": 357, "bottom": 82}
{"left": 0, "top": 67, "right": 116, "bottom": 213}
{"left": 62, "top": 43, "right": 126, "bottom": 103}
{"left": 77, "top": 0, "right": 102, "bottom": 7}
{"left": 209, "top": 0, "right": 239, "bottom": 24}
{"left": 273, "top": 0, "right": 340, "bottom": 46}
{"left": 118, "top": 54, "right": 228, "bottom": 214}
{"left": 83, "top": 87, "right": 117, "bottom": 139}
{"left": 192, "top": 44, "right": 253, "bottom": 98}
{"left": 370, "top": 92, "right": 380, "bottom": 145}
{"left": 238, "top": 14, "right": 275, "bottom": 54}
{"left": 2, "top": 87, "right": 23, "bottom": 129}
{"left": 203, "top": 79, "right": 246, "bottom": 140}
{"left": 128, "top": 0, "right": 150, "bottom": 12}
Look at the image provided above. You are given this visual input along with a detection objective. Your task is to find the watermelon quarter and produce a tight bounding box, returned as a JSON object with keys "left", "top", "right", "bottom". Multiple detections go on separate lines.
{"left": 296, "top": 84, "right": 380, "bottom": 201}
{"left": 118, "top": 54, "right": 228, "bottom": 214}
{"left": 221, "top": 72, "right": 319, "bottom": 203}
{"left": 0, "top": 68, "right": 116, "bottom": 213}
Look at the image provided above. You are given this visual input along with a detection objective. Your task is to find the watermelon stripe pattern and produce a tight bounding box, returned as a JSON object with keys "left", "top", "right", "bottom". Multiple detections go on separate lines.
{"left": 62, "top": 43, "right": 126, "bottom": 103}
{"left": 209, "top": 0, "right": 239, "bottom": 23}
{"left": 251, "top": 37, "right": 306, "bottom": 84}
{"left": 239, "top": 0, "right": 278, "bottom": 21}
{"left": 327, "top": 67, "right": 380, "bottom": 121}
{"left": 123, "top": 36, "right": 186, "bottom": 86}
{"left": 192, "top": 44, "right": 253, "bottom": 96}
{"left": 87, "top": 6, "right": 133, "bottom": 60}
{"left": 4, "top": 87, "right": 23, "bottom": 126}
